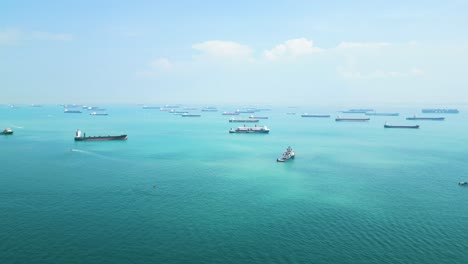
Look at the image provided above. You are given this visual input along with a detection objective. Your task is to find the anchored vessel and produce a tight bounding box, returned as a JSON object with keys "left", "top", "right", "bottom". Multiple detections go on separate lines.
{"left": 64, "top": 109, "right": 82, "bottom": 113}
{"left": 222, "top": 112, "right": 239, "bottom": 115}
{"left": 181, "top": 113, "right": 201, "bottom": 117}
{"left": 249, "top": 115, "right": 269, "bottom": 119}
{"left": 229, "top": 118, "right": 259, "bottom": 123}
{"left": 422, "top": 109, "right": 459, "bottom": 114}
{"left": 90, "top": 112, "right": 108, "bottom": 116}
{"left": 277, "top": 146, "right": 295, "bottom": 162}
{"left": 384, "top": 122, "right": 419, "bottom": 129}
{"left": 142, "top": 106, "right": 160, "bottom": 109}
{"left": 1, "top": 128, "right": 13, "bottom": 135}
{"left": 229, "top": 126, "right": 270, "bottom": 134}
{"left": 406, "top": 116, "right": 445, "bottom": 121}
{"left": 341, "top": 109, "right": 374, "bottom": 114}
{"left": 301, "top": 114, "right": 330, "bottom": 118}
{"left": 202, "top": 107, "right": 218, "bottom": 112}
{"left": 74, "top": 129, "right": 127, "bottom": 141}
{"left": 365, "top": 112, "right": 399, "bottom": 116}
{"left": 335, "top": 116, "right": 370, "bottom": 122}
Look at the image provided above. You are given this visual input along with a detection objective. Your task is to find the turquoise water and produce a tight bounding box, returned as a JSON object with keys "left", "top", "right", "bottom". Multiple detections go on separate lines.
{"left": 1, "top": 105, "right": 467, "bottom": 264}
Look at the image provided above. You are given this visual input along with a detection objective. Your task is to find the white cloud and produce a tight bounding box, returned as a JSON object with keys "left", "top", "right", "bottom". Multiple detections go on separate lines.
{"left": 0, "top": 29, "right": 21, "bottom": 45}
{"left": 192, "top": 40, "right": 253, "bottom": 60}
{"left": 136, "top": 58, "right": 174, "bottom": 77}
{"left": 264, "top": 38, "right": 321, "bottom": 60}
{"left": 339, "top": 68, "right": 424, "bottom": 80}
{"left": 0, "top": 28, "right": 73, "bottom": 44}
{"left": 30, "top": 31, "right": 73, "bottom": 41}
{"left": 336, "top": 42, "right": 391, "bottom": 49}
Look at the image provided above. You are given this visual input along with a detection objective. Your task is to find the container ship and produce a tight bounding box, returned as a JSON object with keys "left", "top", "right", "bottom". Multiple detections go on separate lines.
{"left": 421, "top": 109, "right": 459, "bottom": 114}
{"left": 406, "top": 116, "right": 445, "bottom": 121}
{"left": 229, "top": 126, "right": 270, "bottom": 133}
{"left": 74, "top": 130, "right": 127, "bottom": 141}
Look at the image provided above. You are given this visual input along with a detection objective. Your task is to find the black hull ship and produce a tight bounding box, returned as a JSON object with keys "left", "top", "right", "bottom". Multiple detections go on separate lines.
{"left": 74, "top": 130, "right": 127, "bottom": 141}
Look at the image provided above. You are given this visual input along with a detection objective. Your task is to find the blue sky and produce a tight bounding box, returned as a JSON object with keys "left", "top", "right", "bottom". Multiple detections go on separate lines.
{"left": 1, "top": 0, "right": 468, "bottom": 105}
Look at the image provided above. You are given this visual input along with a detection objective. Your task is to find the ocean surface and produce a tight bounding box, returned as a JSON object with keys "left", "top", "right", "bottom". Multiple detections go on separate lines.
{"left": 1, "top": 105, "right": 467, "bottom": 264}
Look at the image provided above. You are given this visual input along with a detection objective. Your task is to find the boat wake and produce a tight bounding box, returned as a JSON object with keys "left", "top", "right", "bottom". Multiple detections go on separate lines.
{"left": 68, "top": 148, "right": 121, "bottom": 161}
{"left": 11, "top": 124, "right": 24, "bottom": 129}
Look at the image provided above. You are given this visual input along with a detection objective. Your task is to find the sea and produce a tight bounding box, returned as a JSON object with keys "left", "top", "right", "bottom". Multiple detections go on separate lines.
{"left": 1, "top": 105, "right": 467, "bottom": 264}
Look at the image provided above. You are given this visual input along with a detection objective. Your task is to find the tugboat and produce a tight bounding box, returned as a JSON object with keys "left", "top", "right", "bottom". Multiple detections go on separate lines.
{"left": 74, "top": 129, "right": 127, "bottom": 141}
{"left": 277, "top": 146, "right": 295, "bottom": 162}
{"left": 1, "top": 128, "right": 13, "bottom": 135}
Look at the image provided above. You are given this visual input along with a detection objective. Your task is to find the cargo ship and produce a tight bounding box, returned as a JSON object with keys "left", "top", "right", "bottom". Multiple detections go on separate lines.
{"left": 90, "top": 112, "right": 108, "bottom": 116}
{"left": 384, "top": 122, "right": 419, "bottom": 129}
{"left": 335, "top": 116, "right": 370, "bottom": 122}
{"left": 341, "top": 109, "right": 374, "bottom": 114}
{"left": 222, "top": 112, "right": 239, "bottom": 115}
{"left": 229, "top": 126, "right": 270, "bottom": 133}
{"left": 301, "top": 114, "right": 330, "bottom": 118}
{"left": 229, "top": 118, "right": 259, "bottom": 123}
{"left": 1, "top": 128, "right": 13, "bottom": 135}
{"left": 406, "top": 116, "right": 445, "bottom": 121}
{"left": 181, "top": 113, "right": 201, "bottom": 117}
{"left": 142, "top": 106, "right": 160, "bottom": 109}
{"left": 249, "top": 115, "right": 269, "bottom": 119}
{"left": 64, "top": 109, "right": 82, "bottom": 113}
{"left": 422, "top": 109, "right": 459, "bottom": 114}
{"left": 365, "top": 112, "right": 399, "bottom": 116}
{"left": 74, "top": 130, "right": 127, "bottom": 141}
{"left": 202, "top": 107, "right": 218, "bottom": 112}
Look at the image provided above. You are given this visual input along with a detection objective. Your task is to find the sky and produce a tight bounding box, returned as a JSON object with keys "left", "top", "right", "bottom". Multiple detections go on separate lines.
{"left": 1, "top": 0, "right": 468, "bottom": 106}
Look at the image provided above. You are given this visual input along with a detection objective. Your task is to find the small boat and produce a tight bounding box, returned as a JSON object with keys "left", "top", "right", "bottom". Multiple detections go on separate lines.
{"left": 335, "top": 116, "right": 370, "bottom": 122}
{"left": 64, "top": 109, "right": 82, "bottom": 113}
{"left": 249, "top": 115, "right": 268, "bottom": 119}
{"left": 1, "top": 128, "right": 13, "bottom": 135}
{"left": 229, "top": 118, "right": 259, "bottom": 123}
{"left": 74, "top": 129, "right": 127, "bottom": 141}
{"left": 229, "top": 126, "right": 270, "bottom": 134}
{"left": 459, "top": 182, "right": 468, "bottom": 186}
{"left": 277, "top": 146, "right": 295, "bottom": 162}
{"left": 406, "top": 116, "right": 445, "bottom": 121}
{"left": 181, "top": 113, "right": 201, "bottom": 117}
{"left": 301, "top": 113, "right": 330, "bottom": 118}
{"left": 286, "top": 112, "right": 296, "bottom": 115}
{"left": 384, "top": 122, "right": 419, "bottom": 129}
{"left": 90, "top": 112, "right": 108, "bottom": 116}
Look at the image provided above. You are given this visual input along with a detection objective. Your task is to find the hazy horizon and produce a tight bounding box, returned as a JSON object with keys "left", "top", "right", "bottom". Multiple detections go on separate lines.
{"left": 1, "top": 1, "right": 467, "bottom": 105}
